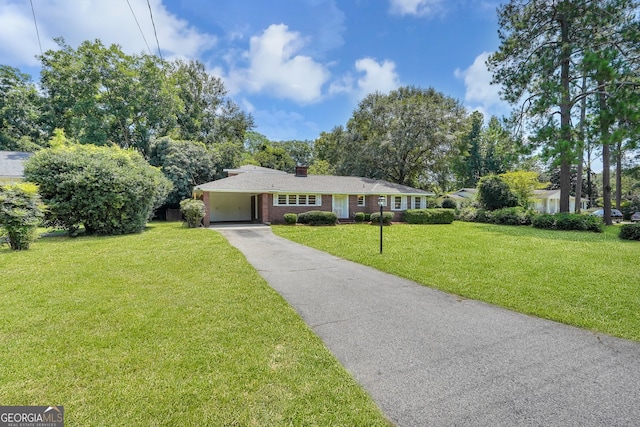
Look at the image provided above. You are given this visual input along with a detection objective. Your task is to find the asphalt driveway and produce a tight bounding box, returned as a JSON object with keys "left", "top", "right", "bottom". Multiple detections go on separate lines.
{"left": 213, "top": 224, "right": 640, "bottom": 427}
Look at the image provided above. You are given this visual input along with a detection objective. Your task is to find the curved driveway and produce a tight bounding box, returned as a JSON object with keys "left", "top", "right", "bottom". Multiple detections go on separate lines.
{"left": 214, "top": 224, "right": 640, "bottom": 427}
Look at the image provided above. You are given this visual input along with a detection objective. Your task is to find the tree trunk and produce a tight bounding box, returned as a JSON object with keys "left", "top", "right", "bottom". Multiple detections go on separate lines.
{"left": 615, "top": 140, "right": 622, "bottom": 209}
{"left": 574, "top": 76, "right": 587, "bottom": 213}
{"left": 559, "top": 10, "right": 572, "bottom": 213}
{"left": 598, "top": 81, "right": 612, "bottom": 226}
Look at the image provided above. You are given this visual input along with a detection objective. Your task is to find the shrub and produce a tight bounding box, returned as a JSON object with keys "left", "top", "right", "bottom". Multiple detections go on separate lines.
{"left": 403, "top": 209, "right": 454, "bottom": 224}
{"left": 24, "top": 144, "right": 171, "bottom": 236}
{"left": 0, "top": 183, "right": 45, "bottom": 250}
{"left": 456, "top": 206, "right": 477, "bottom": 222}
{"left": 180, "top": 199, "right": 206, "bottom": 228}
{"left": 284, "top": 213, "right": 298, "bottom": 224}
{"left": 620, "top": 223, "right": 640, "bottom": 240}
{"left": 531, "top": 213, "right": 555, "bottom": 229}
{"left": 475, "top": 208, "right": 494, "bottom": 224}
{"left": 297, "top": 210, "right": 337, "bottom": 226}
{"left": 477, "top": 175, "right": 518, "bottom": 210}
{"left": 532, "top": 213, "right": 603, "bottom": 232}
{"left": 354, "top": 212, "right": 366, "bottom": 222}
{"left": 370, "top": 211, "right": 394, "bottom": 225}
{"left": 491, "top": 207, "right": 533, "bottom": 226}
{"left": 440, "top": 198, "right": 457, "bottom": 209}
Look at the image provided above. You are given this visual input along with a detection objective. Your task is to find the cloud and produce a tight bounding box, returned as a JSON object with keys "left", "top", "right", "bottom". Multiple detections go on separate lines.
{"left": 330, "top": 57, "right": 401, "bottom": 100}
{"left": 224, "top": 24, "right": 330, "bottom": 104}
{"left": 0, "top": 0, "right": 216, "bottom": 67}
{"left": 388, "top": 0, "right": 444, "bottom": 16}
{"left": 454, "top": 51, "right": 510, "bottom": 118}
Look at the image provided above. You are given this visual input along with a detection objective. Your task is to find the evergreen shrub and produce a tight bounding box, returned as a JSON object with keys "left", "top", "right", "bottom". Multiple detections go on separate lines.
{"left": 619, "top": 223, "right": 640, "bottom": 241}
{"left": 369, "top": 211, "right": 394, "bottom": 225}
{"left": 284, "top": 213, "right": 298, "bottom": 224}
{"left": 297, "top": 210, "right": 337, "bottom": 226}
{"left": 403, "top": 208, "right": 454, "bottom": 224}
{"left": 179, "top": 199, "right": 206, "bottom": 228}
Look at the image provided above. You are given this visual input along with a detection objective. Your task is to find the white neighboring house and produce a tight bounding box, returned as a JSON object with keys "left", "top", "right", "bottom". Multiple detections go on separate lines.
{"left": 530, "top": 189, "right": 589, "bottom": 214}
{"left": 0, "top": 151, "right": 33, "bottom": 185}
{"left": 449, "top": 187, "right": 589, "bottom": 213}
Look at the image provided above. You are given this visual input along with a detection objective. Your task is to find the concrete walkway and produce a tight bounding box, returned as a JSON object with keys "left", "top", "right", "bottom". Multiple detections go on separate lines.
{"left": 213, "top": 224, "right": 640, "bottom": 427}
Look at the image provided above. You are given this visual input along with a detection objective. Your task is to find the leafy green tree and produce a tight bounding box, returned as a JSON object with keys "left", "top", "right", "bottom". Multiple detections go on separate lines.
{"left": 168, "top": 60, "right": 253, "bottom": 146}
{"left": 251, "top": 142, "right": 296, "bottom": 172}
{"left": 453, "top": 111, "right": 484, "bottom": 188}
{"left": 24, "top": 142, "right": 171, "bottom": 236}
{"left": 0, "top": 182, "right": 45, "bottom": 250}
{"left": 39, "top": 39, "right": 182, "bottom": 155}
{"left": 0, "top": 65, "right": 46, "bottom": 151}
{"left": 148, "top": 137, "right": 218, "bottom": 207}
{"left": 477, "top": 175, "right": 518, "bottom": 211}
{"left": 319, "top": 86, "right": 469, "bottom": 188}
{"left": 500, "top": 171, "right": 547, "bottom": 208}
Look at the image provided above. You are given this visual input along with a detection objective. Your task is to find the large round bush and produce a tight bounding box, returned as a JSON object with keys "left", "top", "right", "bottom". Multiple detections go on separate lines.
{"left": 24, "top": 144, "right": 171, "bottom": 235}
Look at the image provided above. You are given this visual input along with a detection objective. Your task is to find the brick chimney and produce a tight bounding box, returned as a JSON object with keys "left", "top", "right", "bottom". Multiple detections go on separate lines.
{"left": 295, "top": 165, "right": 308, "bottom": 177}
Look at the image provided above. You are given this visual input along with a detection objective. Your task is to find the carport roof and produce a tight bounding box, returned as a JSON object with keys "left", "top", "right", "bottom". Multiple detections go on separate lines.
{"left": 195, "top": 172, "right": 434, "bottom": 196}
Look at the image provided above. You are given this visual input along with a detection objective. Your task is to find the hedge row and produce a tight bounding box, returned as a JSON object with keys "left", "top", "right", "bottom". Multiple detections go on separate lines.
{"left": 403, "top": 208, "right": 454, "bottom": 224}
{"left": 457, "top": 207, "right": 533, "bottom": 226}
{"left": 531, "top": 213, "right": 603, "bottom": 232}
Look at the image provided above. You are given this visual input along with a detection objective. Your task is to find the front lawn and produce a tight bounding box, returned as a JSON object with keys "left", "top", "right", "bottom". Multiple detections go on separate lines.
{"left": 0, "top": 222, "right": 390, "bottom": 426}
{"left": 273, "top": 222, "right": 640, "bottom": 341}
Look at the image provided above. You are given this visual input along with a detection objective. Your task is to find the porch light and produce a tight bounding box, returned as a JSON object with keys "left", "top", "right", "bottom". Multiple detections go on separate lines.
{"left": 378, "top": 196, "right": 387, "bottom": 254}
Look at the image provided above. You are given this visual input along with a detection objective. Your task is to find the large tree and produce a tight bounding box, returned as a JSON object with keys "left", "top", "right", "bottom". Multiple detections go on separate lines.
{"left": 317, "top": 86, "right": 469, "bottom": 189}
{"left": 488, "top": 0, "right": 639, "bottom": 214}
{"left": 39, "top": 39, "right": 181, "bottom": 155}
{"left": 0, "top": 66, "right": 46, "bottom": 151}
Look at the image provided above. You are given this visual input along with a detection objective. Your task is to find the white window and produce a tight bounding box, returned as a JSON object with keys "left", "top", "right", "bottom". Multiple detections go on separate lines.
{"left": 357, "top": 195, "right": 365, "bottom": 206}
{"left": 274, "top": 194, "right": 321, "bottom": 206}
{"left": 413, "top": 196, "right": 425, "bottom": 209}
{"left": 392, "top": 196, "right": 407, "bottom": 211}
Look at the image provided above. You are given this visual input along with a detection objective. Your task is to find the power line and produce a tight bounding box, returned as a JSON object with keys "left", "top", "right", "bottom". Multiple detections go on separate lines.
{"left": 126, "top": 0, "right": 152, "bottom": 55}
{"left": 146, "top": 0, "right": 163, "bottom": 61}
{"left": 29, "top": 0, "right": 43, "bottom": 55}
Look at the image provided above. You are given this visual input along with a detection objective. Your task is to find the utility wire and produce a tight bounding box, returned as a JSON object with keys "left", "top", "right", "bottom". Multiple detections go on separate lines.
{"left": 146, "top": 0, "right": 163, "bottom": 61}
{"left": 29, "top": 0, "right": 43, "bottom": 55}
{"left": 126, "top": 0, "right": 152, "bottom": 55}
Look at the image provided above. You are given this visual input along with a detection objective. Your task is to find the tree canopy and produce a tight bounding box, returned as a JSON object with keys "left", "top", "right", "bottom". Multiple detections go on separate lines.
{"left": 315, "top": 86, "right": 469, "bottom": 190}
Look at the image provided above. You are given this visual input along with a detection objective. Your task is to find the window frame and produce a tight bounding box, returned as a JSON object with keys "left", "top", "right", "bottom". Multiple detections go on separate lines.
{"left": 273, "top": 193, "right": 322, "bottom": 207}
{"left": 357, "top": 195, "right": 366, "bottom": 207}
{"left": 391, "top": 195, "right": 407, "bottom": 211}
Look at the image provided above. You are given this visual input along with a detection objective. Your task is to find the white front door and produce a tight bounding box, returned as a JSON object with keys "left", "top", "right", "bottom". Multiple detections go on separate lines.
{"left": 332, "top": 195, "right": 349, "bottom": 219}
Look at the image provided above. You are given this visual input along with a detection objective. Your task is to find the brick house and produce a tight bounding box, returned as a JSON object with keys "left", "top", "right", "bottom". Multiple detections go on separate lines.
{"left": 194, "top": 165, "right": 434, "bottom": 225}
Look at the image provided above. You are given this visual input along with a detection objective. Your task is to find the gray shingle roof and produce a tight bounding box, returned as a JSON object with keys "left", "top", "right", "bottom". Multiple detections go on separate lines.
{"left": 0, "top": 151, "right": 32, "bottom": 178}
{"left": 196, "top": 172, "right": 433, "bottom": 196}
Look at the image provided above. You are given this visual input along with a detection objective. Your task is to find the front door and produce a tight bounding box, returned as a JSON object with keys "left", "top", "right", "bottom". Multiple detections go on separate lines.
{"left": 332, "top": 195, "right": 349, "bottom": 219}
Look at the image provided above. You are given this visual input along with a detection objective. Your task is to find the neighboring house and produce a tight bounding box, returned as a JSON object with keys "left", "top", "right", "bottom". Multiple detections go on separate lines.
{"left": 194, "top": 165, "right": 435, "bottom": 224}
{"left": 530, "top": 189, "right": 588, "bottom": 214}
{"left": 447, "top": 188, "right": 478, "bottom": 205}
{"left": 447, "top": 187, "right": 588, "bottom": 213}
{"left": 0, "top": 151, "right": 33, "bottom": 185}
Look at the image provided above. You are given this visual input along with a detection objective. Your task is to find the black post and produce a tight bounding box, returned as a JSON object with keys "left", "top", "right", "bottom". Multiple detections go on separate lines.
{"left": 379, "top": 203, "right": 383, "bottom": 254}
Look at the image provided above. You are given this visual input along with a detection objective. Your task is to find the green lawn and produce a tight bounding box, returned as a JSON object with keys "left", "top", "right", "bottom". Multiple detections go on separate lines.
{"left": 0, "top": 222, "right": 390, "bottom": 426}
{"left": 273, "top": 222, "right": 640, "bottom": 342}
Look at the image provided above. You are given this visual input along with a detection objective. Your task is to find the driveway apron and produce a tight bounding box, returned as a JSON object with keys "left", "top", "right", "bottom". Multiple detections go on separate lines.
{"left": 213, "top": 224, "right": 640, "bottom": 427}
